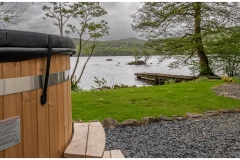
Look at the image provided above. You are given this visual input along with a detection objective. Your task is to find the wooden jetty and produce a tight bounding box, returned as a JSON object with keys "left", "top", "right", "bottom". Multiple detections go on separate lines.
{"left": 134, "top": 72, "right": 221, "bottom": 85}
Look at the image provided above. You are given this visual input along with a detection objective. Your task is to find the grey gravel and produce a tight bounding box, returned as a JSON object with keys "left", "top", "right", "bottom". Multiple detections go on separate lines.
{"left": 105, "top": 113, "right": 240, "bottom": 158}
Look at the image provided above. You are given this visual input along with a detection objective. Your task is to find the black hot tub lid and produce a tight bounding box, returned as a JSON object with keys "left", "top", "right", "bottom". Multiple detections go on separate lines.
{"left": 0, "top": 29, "right": 76, "bottom": 62}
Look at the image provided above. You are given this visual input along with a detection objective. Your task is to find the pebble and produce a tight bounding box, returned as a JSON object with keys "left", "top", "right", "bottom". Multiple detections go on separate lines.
{"left": 105, "top": 113, "right": 240, "bottom": 158}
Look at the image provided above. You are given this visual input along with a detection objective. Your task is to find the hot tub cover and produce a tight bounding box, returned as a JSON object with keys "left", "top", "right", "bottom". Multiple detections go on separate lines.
{"left": 0, "top": 29, "right": 76, "bottom": 62}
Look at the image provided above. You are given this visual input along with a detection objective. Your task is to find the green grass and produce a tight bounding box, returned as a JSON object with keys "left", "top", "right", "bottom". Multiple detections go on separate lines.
{"left": 72, "top": 80, "right": 240, "bottom": 122}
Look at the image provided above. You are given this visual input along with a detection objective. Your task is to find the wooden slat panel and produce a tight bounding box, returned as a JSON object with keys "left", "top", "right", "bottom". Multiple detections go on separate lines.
{"left": 65, "top": 55, "right": 72, "bottom": 145}
{"left": 67, "top": 80, "right": 72, "bottom": 145}
{"left": 110, "top": 150, "right": 125, "bottom": 158}
{"left": 21, "top": 60, "right": 33, "bottom": 157}
{"left": 36, "top": 57, "right": 49, "bottom": 157}
{"left": 0, "top": 63, "right": 3, "bottom": 158}
{"left": 29, "top": 59, "right": 38, "bottom": 158}
{"left": 48, "top": 55, "right": 59, "bottom": 158}
{"left": 56, "top": 55, "right": 65, "bottom": 158}
{"left": 102, "top": 151, "right": 111, "bottom": 158}
{"left": 2, "top": 62, "right": 22, "bottom": 157}
{"left": 64, "top": 123, "right": 89, "bottom": 158}
{"left": 86, "top": 122, "right": 106, "bottom": 158}
{"left": 62, "top": 55, "right": 70, "bottom": 149}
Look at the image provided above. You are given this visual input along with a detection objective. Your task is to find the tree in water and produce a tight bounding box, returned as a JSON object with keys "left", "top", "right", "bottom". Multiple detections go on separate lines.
{"left": 131, "top": 2, "right": 240, "bottom": 75}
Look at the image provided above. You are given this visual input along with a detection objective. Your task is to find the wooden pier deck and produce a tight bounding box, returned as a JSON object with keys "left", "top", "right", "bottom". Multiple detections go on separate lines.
{"left": 134, "top": 72, "right": 221, "bottom": 85}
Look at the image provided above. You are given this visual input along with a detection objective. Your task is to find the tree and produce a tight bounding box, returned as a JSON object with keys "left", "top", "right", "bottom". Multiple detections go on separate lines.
{"left": 131, "top": 2, "right": 240, "bottom": 75}
{"left": 42, "top": 2, "right": 73, "bottom": 36}
{"left": 0, "top": 2, "right": 27, "bottom": 28}
{"left": 133, "top": 49, "right": 142, "bottom": 63}
{"left": 206, "top": 27, "right": 240, "bottom": 77}
{"left": 66, "top": 2, "right": 109, "bottom": 89}
{"left": 142, "top": 49, "right": 151, "bottom": 64}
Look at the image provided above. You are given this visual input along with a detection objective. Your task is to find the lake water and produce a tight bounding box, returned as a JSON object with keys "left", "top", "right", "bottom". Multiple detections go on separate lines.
{"left": 70, "top": 56, "right": 192, "bottom": 90}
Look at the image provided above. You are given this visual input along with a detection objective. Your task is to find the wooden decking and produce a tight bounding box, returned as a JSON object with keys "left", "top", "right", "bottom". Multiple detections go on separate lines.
{"left": 64, "top": 122, "right": 124, "bottom": 158}
{"left": 134, "top": 72, "right": 221, "bottom": 85}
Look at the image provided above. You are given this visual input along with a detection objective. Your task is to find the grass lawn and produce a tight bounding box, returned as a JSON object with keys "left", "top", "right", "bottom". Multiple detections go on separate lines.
{"left": 72, "top": 80, "right": 240, "bottom": 122}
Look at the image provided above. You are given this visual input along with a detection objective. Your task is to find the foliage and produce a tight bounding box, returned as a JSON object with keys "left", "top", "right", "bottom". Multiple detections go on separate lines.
{"left": 205, "top": 27, "right": 240, "bottom": 77}
{"left": 42, "top": 2, "right": 73, "bottom": 36}
{"left": 72, "top": 80, "right": 240, "bottom": 122}
{"left": 66, "top": 2, "right": 109, "bottom": 88}
{"left": 93, "top": 76, "right": 107, "bottom": 88}
{"left": 131, "top": 2, "right": 240, "bottom": 75}
{"left": 133, "top": 49, "right": 142, "bottom": 63}
{"left": 164, "top": 79, "right": 176, "bottom": 84}
{"left": 0, "top": 2, "right": 27, "bottom": 28}
{"left": 142, "top": 49, "right": 152, "bottom": 64}
{"left": 72, "top": 37, "right": 158, "bottom": 57}
{"left": 222, "top": 76, "right": 234, "bottom": 83}
{"left": 71, "top": 83, "right": 82, "bottom": 92}
{"left": 195, "top": 77, "right": 209, "bottom": 82}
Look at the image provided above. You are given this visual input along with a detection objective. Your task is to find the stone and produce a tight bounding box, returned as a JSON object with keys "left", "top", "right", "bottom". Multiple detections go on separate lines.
{"left": 121, "top": 119, "right": 141, "bottom": 126}
{"left": 141, "top": 116, "right": 159, "bottom": 125}
{"left": 159, "top": 115, "right": 172, "bottom": 121}
{"left": 204, "top": 111, "right": 220, "bottom": 117}
{"left": 101, "top": 86, "right": 111, "bottom": 90}
{"left": 102, "top": 118, "right": 119, "bottom": 129}
{"left": 113, "top": 84, "right": 120, "bottom": 89}
{"left": 172, "top": 115, "right": 186, "bottom": 121}
{"left": 185, "top": 113, "right": 204, "bottom": 119}
{"left": 220, "top": 109, "right": 238, "bottom": 113}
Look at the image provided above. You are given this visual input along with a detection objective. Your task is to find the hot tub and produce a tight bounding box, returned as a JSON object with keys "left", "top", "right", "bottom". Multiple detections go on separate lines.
{"left": 0, "top": 29, "right": 76, "bottom": 158}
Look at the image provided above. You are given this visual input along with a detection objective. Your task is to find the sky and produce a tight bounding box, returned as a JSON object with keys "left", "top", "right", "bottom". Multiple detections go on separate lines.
{"left": 4, "top": 2, "right": 144, "bottom": 41}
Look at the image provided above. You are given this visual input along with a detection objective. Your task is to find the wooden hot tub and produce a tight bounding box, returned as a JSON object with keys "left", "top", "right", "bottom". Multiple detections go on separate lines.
{"left": 0, "top": 29, "right": 76, "bottom": 158}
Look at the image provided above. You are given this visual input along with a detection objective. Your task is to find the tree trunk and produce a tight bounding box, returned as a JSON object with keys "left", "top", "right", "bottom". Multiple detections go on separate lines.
{"left": 194, "top": 2, "right": 215, "bottom": 76}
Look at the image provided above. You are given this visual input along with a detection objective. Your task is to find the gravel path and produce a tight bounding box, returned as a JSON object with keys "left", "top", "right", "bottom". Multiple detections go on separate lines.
{"left": 105, "top": 113, "right": 240, "bottom": 158}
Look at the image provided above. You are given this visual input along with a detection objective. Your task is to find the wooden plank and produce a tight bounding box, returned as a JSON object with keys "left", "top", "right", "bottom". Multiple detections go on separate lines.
{"left": 21, "top": 60, "right": 33, "bottom": 157}
{"left": 110, "top": 150, "right": 125, "bottom": 158}
{"left": 2, "top": 62, "right": 22, "bottom": 157}
{"left": 29, "top": 59, "right": 38, "bottom": 158}
{"left": 48, "top": 55, "right": 59, "bottom": 158}
{"left": 64, "top": 123, "right": 89, "bottom": 158}
{"left": 0, "top": 62, "right": 3, "bottom": 158}
{"left": 55, "top": 55, "right": 65, "bottom": 158}
{"left": 36, "top": 57, "right": 49, "bottom": 157}
{"left": 62, "top": 55, "right": 70, "bottom": 149}
{"left": 86, "top": 122, "right": 106, "bottom": 158}
{"left": 102, "top": 151, "right": 111, "bottom": 158}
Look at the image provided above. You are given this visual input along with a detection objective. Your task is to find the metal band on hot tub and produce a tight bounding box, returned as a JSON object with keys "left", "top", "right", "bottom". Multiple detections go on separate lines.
{"left": 0, "top": 70, "right": 70, "bottom": 96}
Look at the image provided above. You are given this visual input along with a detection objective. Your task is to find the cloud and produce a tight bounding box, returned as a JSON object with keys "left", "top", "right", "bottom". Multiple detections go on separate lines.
{"left": 5, "top": 2, "right": 144, "bottom": 41}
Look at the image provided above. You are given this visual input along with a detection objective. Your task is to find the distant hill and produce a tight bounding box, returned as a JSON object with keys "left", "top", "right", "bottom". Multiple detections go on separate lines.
{"left": 72, "top": 37, "right": 156, "bottom": 56}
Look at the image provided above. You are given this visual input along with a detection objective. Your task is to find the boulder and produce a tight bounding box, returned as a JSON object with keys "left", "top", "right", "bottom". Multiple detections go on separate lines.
{"left": 101, "top": 86, "right": 111, "bottom": 90}
{"left": 102, "top": 118, "right": 119, "bottom": 129}
{"left": 141, "top": 116, "right": 159, "bottom": 125}
{"left": 121, "top": 119, "right": 141, "bottom": 126}
{"left": 159, "top": 115, "right": 172, "bottom": 121}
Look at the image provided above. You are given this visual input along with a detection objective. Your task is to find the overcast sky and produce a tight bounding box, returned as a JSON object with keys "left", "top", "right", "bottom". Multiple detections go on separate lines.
{"left": 5, "top": 2, "right": 144, "bottom": 41}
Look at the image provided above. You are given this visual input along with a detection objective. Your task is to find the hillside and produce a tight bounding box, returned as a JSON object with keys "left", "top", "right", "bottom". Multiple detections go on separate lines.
{"left": 72, "top": 37, "right": 157, "bottom": 56}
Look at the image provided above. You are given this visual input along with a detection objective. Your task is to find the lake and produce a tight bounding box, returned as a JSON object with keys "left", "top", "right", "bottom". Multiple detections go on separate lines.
{"left": 70, "top": 56, "right": 192, "bottom": 90}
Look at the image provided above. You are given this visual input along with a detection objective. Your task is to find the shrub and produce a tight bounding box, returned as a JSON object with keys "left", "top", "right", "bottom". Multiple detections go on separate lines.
{"left": 195, "top": 77, "right": 209, "bottom": 82}
{"left": 222, "top": 76, "right": 234, "bottom": 83}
